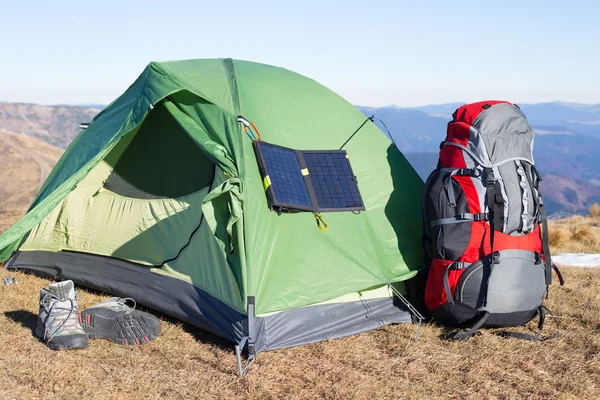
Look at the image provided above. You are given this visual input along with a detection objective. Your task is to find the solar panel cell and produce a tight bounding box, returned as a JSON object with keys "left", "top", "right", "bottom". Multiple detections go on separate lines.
{"left": 258, "top": 143, "right": 313, "bottom": 208}
{"left": 303, "top": 152, "right": 363, "bottom": 210}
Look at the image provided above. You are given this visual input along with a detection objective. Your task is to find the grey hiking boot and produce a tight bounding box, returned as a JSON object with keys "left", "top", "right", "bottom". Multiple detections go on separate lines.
{"left": 80, "top": 297, "right": 161, "bottom": 346}
{"left": 35, "top": 280, "right": 89, "bottom": 350}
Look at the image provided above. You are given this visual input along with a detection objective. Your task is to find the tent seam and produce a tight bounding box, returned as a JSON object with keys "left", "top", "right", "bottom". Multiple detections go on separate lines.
{"left": 219, "top": 58, "right": 250, "bottom": 312}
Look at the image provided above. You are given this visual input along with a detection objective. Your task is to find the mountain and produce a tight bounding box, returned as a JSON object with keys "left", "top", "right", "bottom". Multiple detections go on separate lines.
{"left": 78, "top": 103, "right": 106, "bottom": 110}
{"left": 410, "top": 103, "right": 465, "bottom": 118}
{"left": 0, "top": 102, "right": 100, "bottom": 148}
{"left": 519, "top": 103, "right": 600, "bottom": 124}
{"left": 0, "top": 129, "right": 63, "bottom": 231}
{"left": 356, "top": 106, "right": 448, "bottom": 152}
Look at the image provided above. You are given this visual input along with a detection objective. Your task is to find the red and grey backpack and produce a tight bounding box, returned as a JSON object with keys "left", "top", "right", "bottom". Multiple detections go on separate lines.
{"left": 421, "top": 101, "right": 564, "bottom": 340}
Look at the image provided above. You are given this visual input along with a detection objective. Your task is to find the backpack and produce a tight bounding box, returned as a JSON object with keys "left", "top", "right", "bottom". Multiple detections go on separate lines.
{"left": 421, "top": 101, "right": 564, "bottom": 340}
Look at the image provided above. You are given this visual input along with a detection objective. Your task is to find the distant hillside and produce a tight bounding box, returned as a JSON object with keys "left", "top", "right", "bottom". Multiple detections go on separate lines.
{"left": 0, "top": 130, "right": 63, "bottom": 231}
{"left": 0, "top": 102, "right": 99, "bottom": 148}
{"left": 357, "top": 106, "right": 448, "bottom": 153}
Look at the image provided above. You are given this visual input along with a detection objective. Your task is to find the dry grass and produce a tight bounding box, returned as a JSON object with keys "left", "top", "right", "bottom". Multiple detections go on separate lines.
{"left": 1, "top": 210, "right": 600, "bottom": 398}
{"left": 589, "top": 204, "right": 600, "bottom": 220}
{"left": 0, "top": 268, "right": 598, "bottom": 399}
{"left": 549, "top": 207, "right": 600, "bottom": 254}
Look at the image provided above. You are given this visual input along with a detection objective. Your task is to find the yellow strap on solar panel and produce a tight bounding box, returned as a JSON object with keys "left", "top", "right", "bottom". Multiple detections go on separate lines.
{"left": 263, "top": 175, "right": 271, "bottom": 190}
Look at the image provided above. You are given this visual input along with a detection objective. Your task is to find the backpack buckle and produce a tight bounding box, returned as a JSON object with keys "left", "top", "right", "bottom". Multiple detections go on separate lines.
{"left": 449, "top": 262, "right": 468, "bottom": 270}
{"left": 472, "top": 213, "right": 488, "bottom": 221}
{"left": 492, "top": 251, "right": 501, "bottom": 264}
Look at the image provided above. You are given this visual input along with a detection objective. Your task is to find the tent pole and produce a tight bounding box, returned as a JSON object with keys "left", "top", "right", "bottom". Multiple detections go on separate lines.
{"left": 235, "top": 296, "right": 257, "bottom": 376}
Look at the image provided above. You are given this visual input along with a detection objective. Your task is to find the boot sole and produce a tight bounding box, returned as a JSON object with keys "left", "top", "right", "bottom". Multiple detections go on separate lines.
{"left": 80, "top": 310, "right": 161, "bottom": 346}
{"left": 35, "top": 326, "right": 89, "bottom": 350}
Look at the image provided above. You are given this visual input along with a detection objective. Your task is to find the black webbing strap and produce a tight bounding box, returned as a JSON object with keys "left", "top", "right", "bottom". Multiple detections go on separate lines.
{"left": 531, "top": 166, "right": 553, "bottom": 286}
{"left": 443, "top": 265, "right": 454, "bottom": 305}
{"left": 485, "top": 168, "right": 496, "bottom": 251}
{"left": 430, "top": 213, "right": 489, "bottom": 227}
{"left": 443, "top": 173, "right": 456, "bottom": 207}
{"left": 446, "top": 311, "right": 489, "bottom": 341}
{"left": 552, "top": 263, "right": 565, "bottom": 286}
{"left": 539, "top": 195, "right": 553, "bottom": 286}
{"left": 495, "top": 331, "right": 543, "bottom": 341}
{"left": 443, "top": 262, "right": 469, "bottom": 305}
{"left": 440, "top": 168, "right": 482, "bottom": 177}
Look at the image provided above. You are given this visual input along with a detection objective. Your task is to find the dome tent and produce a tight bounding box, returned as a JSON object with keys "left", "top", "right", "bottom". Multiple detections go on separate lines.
{"left": 0, "top": 59, "right": 424, "bottom": 371}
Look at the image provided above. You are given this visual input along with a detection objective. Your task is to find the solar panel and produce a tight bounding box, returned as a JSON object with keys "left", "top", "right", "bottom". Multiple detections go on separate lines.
{"left": 253, "top": 141, "right": 365, "bottom": 213}
{"left": 303, "top": 152, "right": 364, "bottom": 210}
{"left": 257, "top": 143, "right": 313, "bottom": 210}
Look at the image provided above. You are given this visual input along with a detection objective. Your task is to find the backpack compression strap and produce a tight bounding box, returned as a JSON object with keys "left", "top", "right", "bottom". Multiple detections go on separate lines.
{"left": 532, "top": 166, "right": 553, "bottom": 286}
{"left": 553, "top": 263, "right": 565, "bottom": 286}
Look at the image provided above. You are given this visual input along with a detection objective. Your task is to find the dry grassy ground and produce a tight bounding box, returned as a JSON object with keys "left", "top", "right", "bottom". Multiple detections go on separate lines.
{"left": 0, "top": 267, "right": 598, "bottom": 399}
{"left": 0, "top": 213, "right": 599, "bottom": 399}
{"left": 549, "top": 206, "right": 600, "bottom": 254}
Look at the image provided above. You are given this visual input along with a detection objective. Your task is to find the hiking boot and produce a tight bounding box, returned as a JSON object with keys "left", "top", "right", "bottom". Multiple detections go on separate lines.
{"left": 35, "top": 280, "right": 89, "bottom": 350}
{"left": 80, "top": 297, "right": 161, "bottom": 346}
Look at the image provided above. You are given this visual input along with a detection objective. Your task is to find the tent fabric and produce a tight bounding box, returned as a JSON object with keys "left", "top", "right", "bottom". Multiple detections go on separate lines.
{"left": 1, "top": 58, "right": 424, "bottom": 351}
{"left": 19, "top": 108, "right": 212, "bottom": 266}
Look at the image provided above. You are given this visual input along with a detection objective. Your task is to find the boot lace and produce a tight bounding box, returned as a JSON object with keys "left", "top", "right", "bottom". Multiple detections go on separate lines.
{"left": 43, "top": 295, "right": 78, "bottom": 341}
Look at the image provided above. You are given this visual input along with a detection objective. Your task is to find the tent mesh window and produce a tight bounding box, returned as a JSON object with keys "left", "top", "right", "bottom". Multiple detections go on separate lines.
{"left": 253, "top": 141, "right": 365, "bottom": 213}
{"left": 104, "top": 104, "right": 213, "bottom": 200}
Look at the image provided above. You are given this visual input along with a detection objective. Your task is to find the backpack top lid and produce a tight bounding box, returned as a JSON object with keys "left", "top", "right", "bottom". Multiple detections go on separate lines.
{"left": 446, "top": 101, "right": 535, "bottom": 167}
{"left": 452, "top": 100, "right": 511, "bottom": 125}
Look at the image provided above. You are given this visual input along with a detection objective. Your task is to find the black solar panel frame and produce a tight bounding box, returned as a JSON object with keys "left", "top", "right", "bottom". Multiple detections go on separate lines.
{"left": 253, "top": 141, "right": 365, "bottom": 213}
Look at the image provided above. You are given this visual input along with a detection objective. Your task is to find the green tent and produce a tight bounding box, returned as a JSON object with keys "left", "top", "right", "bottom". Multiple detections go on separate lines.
{"left": 1, "top": 59, "right": 423, "bottom": 367}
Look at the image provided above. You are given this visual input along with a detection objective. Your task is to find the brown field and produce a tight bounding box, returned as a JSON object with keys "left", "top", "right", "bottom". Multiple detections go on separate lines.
{"left": 549, "top": 206, "right": 600, "bottom": 254}
{"left": 0, "top": 209, "right": 599, "bottom": 399}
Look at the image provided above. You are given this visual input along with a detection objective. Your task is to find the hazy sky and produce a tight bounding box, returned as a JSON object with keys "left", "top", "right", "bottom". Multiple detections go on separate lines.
{"left": 1, "top": 0, "right": 599, "bottom": 107}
